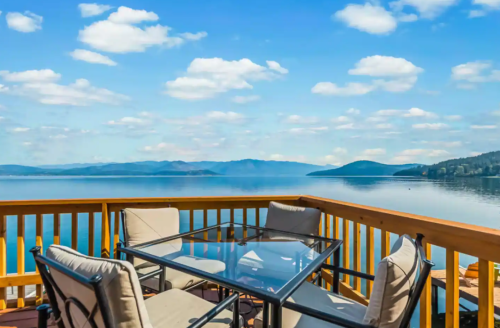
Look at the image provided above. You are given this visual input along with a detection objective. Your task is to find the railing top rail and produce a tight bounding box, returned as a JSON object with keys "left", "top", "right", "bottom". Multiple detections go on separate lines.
{"left": 0, "top": 195, "right": 302, "bottom": 207}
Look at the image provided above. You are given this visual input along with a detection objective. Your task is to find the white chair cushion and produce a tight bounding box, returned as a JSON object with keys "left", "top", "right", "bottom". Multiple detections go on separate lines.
{"left": 123, "top": 208, "right": 180, "bottom": 247}
{"left": 138, "top": 256, "right": 226, "bottom": 290}
{"left": 265, "top": 201, "right": 321, "bottom": 236}
{"left": 46, "top": 245, "right": 153, "bottom": 328}
{"left": 363, "top": 234, "right": 418, "bottom": 328}
{"left": 145, "top": 289, "right": 235, "bottom": 328}
{"left": 254, "top": 281, "right": 366, "bottom": 328}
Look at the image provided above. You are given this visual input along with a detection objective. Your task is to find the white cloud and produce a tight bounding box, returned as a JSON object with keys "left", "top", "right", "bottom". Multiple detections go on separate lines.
{"left": 366, "top": 116, "right": 387, "bottom": 122}
{"left": 311, "top": 82, "right": 375, "bottom": 96}
{"left": 70, "top": 49, "right": 117, "bottom": 66}
{"left": 469, "top": 9, "right": 487, "bottom": 17}
{"left": 107, "top": 117, "right": 150, "bottom": 126}
{"left": 376, "top": 109, "right": 403, "bottom": 116}
{"left": 49, "top": 134, "right": 68, "bottom": 140}
{"left": 0, "top": 69, "right": 61, "bottom": 83}
{"left": 349, "top": 55, "right": 423, "bottom": 77}
{"left": 390, "top": 148, "right": 450, "bottom": 164}
{"left": 231, "top": 95, "right": 260, "bottom": 104}
{"left": 206, "top": 111, "right": 247, "bottom": 124}
{"left": 179, "top": 31, "right": 208, "bottom": 41}
{"left": 451, "top": 61, "right": 500, "bottom": 84}
{"left": 141, "top": 142, "right": 200, "bottom": 158}
{"left": 374, "top": 108, "right": 437, "bottom": 118}
{"left": 1, "top": 70, "right": 129, "bottom": 106}
{"left": 334, "top": 3, "right": 397, "bottom": 35}
{"left": 285, "top": 115, "right": 319, "bottom": 124}
{"left": 474, "top": 0, "right": 500, "bottom": 8}
{"left": 412, "top": 123, "right": 449, "bottom": 130}
{"left": 397, "top": 13, "right": 419, "bottom": 22}
{"left": 269, "top": 154, "right": 308, "bottom": 162}
{"left": 470, "top": 0, "right": 500, "bottom": 17}
{"left": 335, "top": 123, "right": 355, "bottom": 130}
{"left": 363, "top": 148, "right": 386, "bottom": 156}
{"left": 346, "top": 108, "right": 360, "bottom": 115}
{"left": 491, "top": 110, "right": 500, "bottom": 116}
{"left": 266, "top": 61, "right": 289, "bottom": 74}
{"left": 471, "top": 125, "right": 497, "bottom": 129}
{"left": 165, "top": 58, "right": 287, "bottom": 100}
{"left": 313, "top": 56, "right": 423, "bottom": 96}
{"left": 6, "top": 12, "right": 43, "bottom": 33}
{"left": 333, "top": 147, "right": 348, "bottom": 155}
{"left": 78, "top": 6, "right": 204, "bottom": 54}
{"left": 403, "top": 107, "right": 438, "bottom": 118}
{"left": 0, "top": 85, "right": 8, "bottom": 92}
{"left": 12, "top": 127, "right": 30, "bottom": 133}
{"left": 287, "top": 127, "right": 329, "bottom": 135}
{"left": 389, "top": 0, "right": 458, "bottom": 19}
{"left": 331, "top": 116, "right": 351, "bottom": 124}
{"left": 445, "top": 115, "right": 462, "bottom": 121}
{"left": 78, "top": 3, "right": 113, "bottom": 17}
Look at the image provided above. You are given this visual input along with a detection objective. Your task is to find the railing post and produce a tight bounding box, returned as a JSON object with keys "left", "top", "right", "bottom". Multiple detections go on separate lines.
{"left": 342, "top": 219, "right": 350, "bottom": 284}
{"left": 445, "top": 249, "right": 459, "bottom": 328}
{"left": 101, "top": 203, "right": 111, "bottom": 258}
{"left": 478, "top": 259, "right": 494, "bottom": 328}
{"left": 353, "top": 223, "right": 361, "bottom": 292}
{"left": 71, "top": 212, "right": 78, "bottom": 250}
{"left": 53, "top": 213, "right": 60, "bottom": 245}
{"left": 114, "top": 211, "right": 120, "bottom": 259}
{"left": 89, "top": 212, "right": 95, "bottom": 256}
{"left": 35, "top": 214, "right": 43, "bottom": 305}
{"left": 0, "top": 213, "right": 6, "bottom": 310}
{"left": 381, "top": 230, "right": 390, "bottom": 258}
{"left": 255, "top": 208, "right": 260, "bottom": 226}
{"left": 366, "top": 226, "right": 374, "bottom": 298}
{"left": 420, "top": 241, "right": 432, "bottom": 328}
{"left": 18, "top": 215, "right": 25, "bottom": 308}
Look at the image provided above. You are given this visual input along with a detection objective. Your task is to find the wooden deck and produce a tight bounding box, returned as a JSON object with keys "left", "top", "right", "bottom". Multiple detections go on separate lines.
{"left": 431, "top": 269, "right": 500, "bottom": 315}
{"left": 0, "top": 288, "right": 260, "bottom": 328}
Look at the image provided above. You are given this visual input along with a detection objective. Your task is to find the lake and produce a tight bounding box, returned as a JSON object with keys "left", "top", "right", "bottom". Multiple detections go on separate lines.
{"left": 1, "top": 176, "right": 499, "bottom": 318}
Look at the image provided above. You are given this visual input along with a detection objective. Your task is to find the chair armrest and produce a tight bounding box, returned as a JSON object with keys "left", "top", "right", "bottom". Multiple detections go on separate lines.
{"left": 187, "top": 292, "right": 240, "bottom": 328}
{"left": 322, "top": 263, "right": 375, "bottom": 281}
{"left": 283, "top": 301, "right": 374, "bottom": 328}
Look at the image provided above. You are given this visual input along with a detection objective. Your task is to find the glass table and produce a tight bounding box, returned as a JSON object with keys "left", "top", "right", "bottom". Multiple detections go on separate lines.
{"left": 118, "top": 223, "right": 342, "bottom": 328}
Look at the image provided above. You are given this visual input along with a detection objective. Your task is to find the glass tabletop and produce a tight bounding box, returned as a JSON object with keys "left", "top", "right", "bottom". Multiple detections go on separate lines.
{"left": 125, "top": 223, "right": 342, "bottom": 303}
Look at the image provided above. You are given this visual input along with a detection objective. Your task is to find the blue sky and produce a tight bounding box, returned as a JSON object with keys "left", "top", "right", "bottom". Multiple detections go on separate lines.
{"left": 0, "top": 0, "right": 499, "bottom": 166}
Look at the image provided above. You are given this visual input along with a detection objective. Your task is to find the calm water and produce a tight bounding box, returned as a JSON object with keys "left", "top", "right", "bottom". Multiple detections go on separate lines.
{"left": 1, "top": 176, "right": 499, "bottom": 319}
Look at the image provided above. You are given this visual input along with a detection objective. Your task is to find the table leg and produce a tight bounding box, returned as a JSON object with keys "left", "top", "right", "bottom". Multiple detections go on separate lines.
{"left": 271, "top": 304, "right": 282, "bottom": 328}
{"left": 333, "top": 248, "right": 340, "bottom": 294}
{"left": 262, "top": 301, "right": 269, "bottom": 328}
{"left": 159, "top": 266, "right": 165, "bottom": 292}
{"left": 218, "top": 286, "right": 223, "bottom": 301}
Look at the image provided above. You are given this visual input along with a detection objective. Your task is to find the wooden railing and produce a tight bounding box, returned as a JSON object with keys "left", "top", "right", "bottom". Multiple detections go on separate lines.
{"left": 0, "top": 195, "right": 499, "bottom": 328}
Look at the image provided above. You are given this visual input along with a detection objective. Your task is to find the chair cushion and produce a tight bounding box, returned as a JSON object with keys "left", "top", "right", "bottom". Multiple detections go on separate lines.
{"left": 123, "top": 208, "right": 180, "bottom": 247}
{"left": 265, "top": 201, "right": 321, "bottom": 236}
{"left": 145, "top": 289, "right": 234, "bottom": 328}
{"left": 254, "top": 281, "right": 366, "bottom": 328}
{"left": 138, "top": 256, "right": 226, "bottom": 290}
{"left": 46, "top": 245, "right": 152, "bottom": 328}
{"left": 363, "top": 235, "right": 418, "bottom": 328}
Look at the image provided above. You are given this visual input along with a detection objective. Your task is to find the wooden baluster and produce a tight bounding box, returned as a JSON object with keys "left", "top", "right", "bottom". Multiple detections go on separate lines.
{"left": 203, "top": 209, "right": 208, "bottom": 257}
{"left": 88, "top": 212, "right": 95, "bottom": 256}
{"left": 324, "top": 214, "right": 332, "bottom": 289}
{"left": 478, "top": 259, "right": 494, "bottom": 328}
{"left": 420, "top": 241, "right": 432, "bottom": 328}
{"left": 366, "top": 226, "right": 374, "bottom": 298}
{"left": 243, "top": 208, "right": 247, "bottom": 238}
{"left": 381, "top": 230, "right": 390, "bottom": 258}
{"left": 217, "top": 209, "right": 221, "bottom": 225}
{"left": 36, "top": 214, "right": 43, "bottom": 305}
{"left": 343, "top": 219, "right": 350, "bottom": 284}
{"left": 333, "top": 216, "right": 339, "bottom": 239}
{"left": 230, "top": 208, "right": 234, "bottom": 223}
{"left": 114, "top": 211, "right": 120, "bottom": 259}
{"left": 53, "top": 213, "right": 60, "bottom": 245}
{"left": 353, "top": 223, "right": 361, "bottom": 292}
{"left": 445, "top": 249, "right": 459, "bottom": 328}
{"left": 319, "top": 214, "right": 323, "bottom": 237}
{"left": 189, "top": 209, "right": 194, "bottom": 232}
{"left": 0, "top": 214, "right": 6, "bottom": 310}
{"left": 17, "top": 215, "right": 25, "bottom": 308}
{"left": 256, "top": 208, "right": 260, "bottom": 226}
{"left": 71, "top": 213, "right": 78, "bottom": 250}
{"left": 101, "top": 203, "right": 111, "bottom": 258}
{"left": 203, "top": 209, "right": 208, "bottom": 228}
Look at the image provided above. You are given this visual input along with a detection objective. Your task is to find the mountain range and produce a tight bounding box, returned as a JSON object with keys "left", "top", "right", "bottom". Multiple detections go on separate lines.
{"left": 0, "top": 159, "right": 336, "bottom": 176}
{"left": 307, "top": 161, "right": 420, "bottom": 176}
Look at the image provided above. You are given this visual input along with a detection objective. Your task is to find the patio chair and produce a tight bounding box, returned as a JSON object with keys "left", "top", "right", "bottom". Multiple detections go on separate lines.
{"left": 254, "top": 233, "right": 434, "bottom": 328}
{"left": 31, "top": 245, "right": 240, "bottom": 328}
{"left": 121, "top": 207, "right": 226, "bottom": 292}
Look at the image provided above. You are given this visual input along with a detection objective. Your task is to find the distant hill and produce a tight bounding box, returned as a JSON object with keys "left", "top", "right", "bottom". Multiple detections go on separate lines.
{"left": 190, "top": 159, "right": 337, "bottom": 176}
{"left": 307, "top": 161, "right": 420, "bottom": 176}
{"left": 394, "top": 151, "right": 500, "bottom": 178}
{"left": 0, "top": 162, "right": 218, "bottom": 176}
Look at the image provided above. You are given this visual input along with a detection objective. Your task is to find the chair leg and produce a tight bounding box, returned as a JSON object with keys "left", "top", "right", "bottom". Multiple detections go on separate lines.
{"left": 37, "top": 304, "right": 51, "bottom": 328}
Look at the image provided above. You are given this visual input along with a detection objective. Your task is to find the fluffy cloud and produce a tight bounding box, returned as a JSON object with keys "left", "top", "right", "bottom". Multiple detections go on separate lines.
{"left": 78, "top": 6, "right": 206, "bottom": 53}
{"left": 206, "top": 111, "right": 247, "bottom": 124}
{"left": 451, "top": 61, "right": 500, "bottom": 85}
{"left": 6, "top": 12, "right": 43, "bottom": 33}
{"left": 78, "top": 3, "right": 113, "bottom": 17}
{"left": 141, "top": 142, "right": 200, "bottom": 159}
{"left": 313, "top": 56, "right": 423, "bottom": 96}
{"left": 0, "top": 69, "right": 129, "bottom": 106}
{"left": 412, "top": 123, "right": 449, "bottom": 130}
{"left": 269, "top": 154, "right": 308, "bottom": 162}
{"left": 11, "top": 127, "right": 31, "bottom": 133}
{"left": 390, "top": 0, "right": 458, "bottom": 19}
{"left": 107, "top": 117, "right": 150, "bottom": 126}
{"left": 445, "top": 115, "right": 462, "bottom": 121}
{"left": 470, "top": 0, "right": 500, "bottom": 17}
{"left": 334, "top": 3, "right": 397, "bottom": 35}
{"left": 231, "top": 95, "right": 260, "bottom": 104}
{"left": 266, "top": 61, "right": 289, "bottom": 74}
{"left": 287, "top": 127, "right": 329, "bottom": 135}
{"left": 179, "top": 32, "right": 208, "bottom": 41}
{"left": 471, "top": 125, "right": 497, "bottom": 129}
{"left": 375, "top": 108, "right": 437, "bottom": 118}
{"left": 70, "top": 49, "right": 117, "bottom": 66}
{"left": 331, "top": 116, "right": 351, "bottom": 124}
{"left": 285, "top": 115, "right": 319, "bottom": 124}
{"left": 390, "top": 148, "right": 450, "bottom": 164}
{"left": 165, "top": 58, "right": 288, "bottom": 100}
{"left": 335, "top": 123, "right": 355, "bottom": 130}
{"left": 346, "top": 108, "right": 360, "bottom": 115}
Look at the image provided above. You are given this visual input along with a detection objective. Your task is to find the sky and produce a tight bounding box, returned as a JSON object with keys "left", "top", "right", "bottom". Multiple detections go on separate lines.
{"left": 0, "top": 0, "right": 499, "bottom": 166}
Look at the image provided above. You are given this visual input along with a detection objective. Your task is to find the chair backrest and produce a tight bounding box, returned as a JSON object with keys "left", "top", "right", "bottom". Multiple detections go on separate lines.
{"left": 363, "top": 234, "right": 434, "bottom": 328}
{"left": 31, "top": 245, "right": 153, "bottom": 328}
{"left": 265, "top": 201, "right": 321, "bottom": 235}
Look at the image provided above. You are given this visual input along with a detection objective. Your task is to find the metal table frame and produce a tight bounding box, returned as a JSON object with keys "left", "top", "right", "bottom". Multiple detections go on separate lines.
{"left": 117, "top": 222, "right": 342, "bottom": 328}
